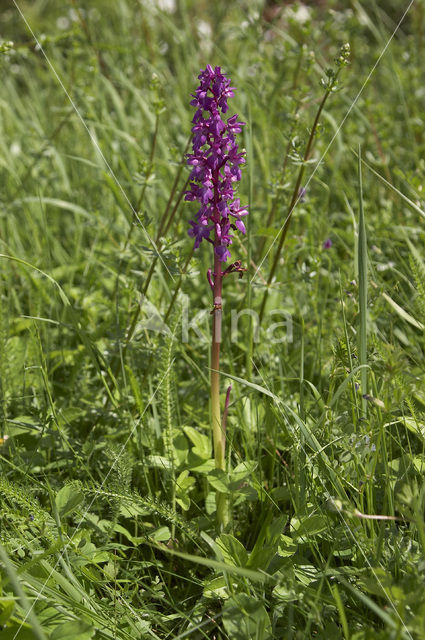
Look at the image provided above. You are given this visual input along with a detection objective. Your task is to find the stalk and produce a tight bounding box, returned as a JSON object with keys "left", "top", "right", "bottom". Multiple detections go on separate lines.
{"left": 211, "top": 246, "right": 228, "bottom": 527}
{"left": 211, "top": 255, "right": 224, "bottom": 466}
{"left": 258, "top": 89, "right": 328, "bottom": 322}
{"left": 210, "top": 160, "right": 228, "bottom": 526}
{"left": 259, "top": 44, "right": 350, "bottom": 322}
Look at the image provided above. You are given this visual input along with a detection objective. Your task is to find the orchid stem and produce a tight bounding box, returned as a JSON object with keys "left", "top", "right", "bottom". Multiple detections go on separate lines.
{"left": 211, "top": 254, "right": 228, "bottom": 528}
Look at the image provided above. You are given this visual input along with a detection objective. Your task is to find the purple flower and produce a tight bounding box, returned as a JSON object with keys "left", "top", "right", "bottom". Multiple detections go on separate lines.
{"left": 186, "top": 65, "right": 248, "bottom": 262}
{"left": 323, "top": 238, "right": 333, "bottom": 249}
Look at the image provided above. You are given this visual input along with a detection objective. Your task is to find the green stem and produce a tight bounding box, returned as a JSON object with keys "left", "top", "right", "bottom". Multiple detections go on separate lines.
{"left": 163, "top": 247, "right": 194, "bottom": 326}
{"left": 122, "top": 174, "right": 190, "bottom": 351}
{"left": 105, "top": 140, "right": 191, "bottom": 400}
{"left": 123, "top": 113, "right": 161, "bottom": 252}
{"left": 259, "top": 85, "right": 335, "bottom": 323}
{"left": 211, "top": 252, "right": 228, "bottom": 528}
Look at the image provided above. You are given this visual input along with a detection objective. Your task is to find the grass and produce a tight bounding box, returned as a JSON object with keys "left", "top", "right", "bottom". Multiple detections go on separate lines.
{"left": 1, "top": 0, "right": 425, "bottom": 638}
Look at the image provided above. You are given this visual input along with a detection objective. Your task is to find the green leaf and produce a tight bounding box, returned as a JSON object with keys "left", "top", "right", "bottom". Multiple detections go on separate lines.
{"left": 172, "top": 432, "right": 189, "bottom": 466}
{"left": 145, "top": 455, "right": 172, "bottom": 469}
{"left": 382, "top": 292, "right": 424, "bottom": 330}
{"left": 150, "top": 526, "right": 170, "bottom": 542}
{"left": 0, "top": 599, "right": 15, "bottom": 626}
{"left": 247, "top": 546, "right": 277, "bottom": 571}
{"left": 175, "top": 471, "right": 195, "bottom": 511}
{"left": 55, "top": 484, "right": 84, "bottom": 518}
{"left": 176, "top": 470, "right": 195, "bottom": 491}
{"left": 50, "top": 620, "right": 94, "bottom": 640}
{"left": 230, "top": 460, "right": 257, "bottom": 483}
{"left": 203, "top": 576, "right": 228, "bottom": 599}
{"left": 207, "top": 469, "right": 229, "bottom": 494}
{"left": 357, "top": 147, "right": 368, "bottom": 417}
{"left": 277, "top": 535, "right": 298, "bottom": 557}
{"left": 175, "top": 495, "right": 190, "bottom": 511}
{"left": 183, "top": 426, "right": 211, "bottom": 459}
{"left": 0, "top": 621, "right": 39, "bottom": 640}
{"left": 291, "top": 514, "right": 329, "bottom": 540}
{"left": 222, "top": 594, "right": 272, "bottom": 640}
{"left": 216, "top": 534, "right": 248, "bottom": 567}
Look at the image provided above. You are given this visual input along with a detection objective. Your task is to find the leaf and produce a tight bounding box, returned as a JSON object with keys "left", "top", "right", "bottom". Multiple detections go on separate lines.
{"left": 291, "top": 514, "right": 329, "bottom": 540}
{"left": 215, "top": 534, "right": 248, "bottom": 567}
{"left": 359, "top": 155, "right": 425, "bottom": 222}
{"left": 277, "top": 535, "right": 298, "bottom": 557}
{"left": 187, "top": 458, "right": 215, "bottom": 473}
{"left": 55, "top": 485, "right": 84, "bottom": 519}
{"left": 0, "top": 599, "right": 15, "bottom": 626}
{"left": 382, "top": 292, "right": 424, "bottom": 330}
{"left": 175, "top": 471, "right": 195, "bottom": 511}
{"left": 150, "top": 526, "right": 170, "bottom": 542}
{"left": 207, "top": 469, "right": 229, "bottom": 494}
{"left": 230, "top": 460, "right": 257, "bottom": 487}
{"left": 222, "top": 594, "right": 272, "bottom": 640}
{"left": 0, "top": 621, "right": 39, "bottom": 640}
{"left": 183, "top": 426, "right": 211, "bottom": 459}
{"left": 175, "top": 495, "right": 190, "bottom": 511}
{"left": 273, "top": 583, "right": 298, "bottom": 603}
{"left": 145, "top": 455, "right": 172, "bottom": 469}
{"left": 357, "top": 148, "right": 368, "bottom": 416}
{"left": 384, "top": 417, "right": 423, "bottom": 436}
{"left": 17, "top": 197, "right": 93, "bottom": 220}
{"left": 176, "top": 470, "right": 195, "bottom": 491}
{"left": 247, "top": 546, "right": 277, "bottom": 571}
{"left": 50, "top": 620, "right": 94, "bottom": 640}
{"left": 412, "top": 456, "right": 425, "bottom": 473}
{"left": 153, "top": 544, "right": 271, "bottom": 583}
{"left": 172, "top": 432, "right": 189, "bottom": 466}
{"left": 203, "top": 576, "right": 228, "bottom": 599}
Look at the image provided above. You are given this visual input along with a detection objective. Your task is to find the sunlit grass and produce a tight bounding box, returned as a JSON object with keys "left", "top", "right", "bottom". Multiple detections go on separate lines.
{"left": 1, "top": 1, "right": 425, "bottom": 638}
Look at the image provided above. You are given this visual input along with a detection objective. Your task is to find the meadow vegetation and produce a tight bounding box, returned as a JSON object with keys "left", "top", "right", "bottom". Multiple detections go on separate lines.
{"left": 1, "top": 1, "right": 425, "bottom": 638}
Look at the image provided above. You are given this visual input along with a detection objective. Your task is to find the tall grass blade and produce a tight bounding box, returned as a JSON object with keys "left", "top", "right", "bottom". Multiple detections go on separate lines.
{"left": 357, "top": 147, "right": 368, "bottom": 417}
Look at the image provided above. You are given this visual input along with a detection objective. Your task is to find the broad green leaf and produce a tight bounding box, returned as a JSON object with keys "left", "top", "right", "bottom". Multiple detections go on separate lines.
{"left": 207, "top": 469, "right": 229, "bottom": 494}
{"left": 175, "top": 471, "right": 195, "bottom": 511}
{"left": 145, "top": 455, "right": 172, "bottom": 469}
{"left": 55, "top": 485, "right": 84, "bottom": 519}
{"left": 50, "top": 620, "right": 94, "bottom": 640}
{"left": 273, "top": 583, "right": 298, "bottom": 602}
{"left": 0, "top": 599, "right": 15, "bottom": 626}
{"left": 222, "top": 594, "right": 272, "bottom": 640}
{"left": 175, "top": 494, "right": 190, "bottom": 511}
{"left": 277, "top": 535, "right": 298, "bottom": 557}
{"left": 172, "top": 432, "right": 189, "bottom": 465}
{"left": 0, "top": 621, "right": 39, "bottom": 640}
{"left": 247, "top": 546, "right": 277, "bottom": 571}
{"left": 203, "top": 576, "right": 228, "bottom": 599}
{"left": 231, "top": 460, "right": 257, "bottom": 482}
{"left": 183, "top": 426, "right": 211, "bottom": 459}
{"left": 150, "top": 526, "right": 170, "bottom": 542}
{"left": 216, "top": 534, "right": 248, "bottom": 567}
{"left": 291, "top": 514, "right": 329, "bottom": 540}
{"left": 176, "top": 470, "right": 195, "bottom": 491}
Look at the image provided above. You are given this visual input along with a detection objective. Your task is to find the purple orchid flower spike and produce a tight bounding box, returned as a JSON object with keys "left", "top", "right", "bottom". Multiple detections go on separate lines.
{"left": 185, "top": 65, "right": 248, "bottom": 263}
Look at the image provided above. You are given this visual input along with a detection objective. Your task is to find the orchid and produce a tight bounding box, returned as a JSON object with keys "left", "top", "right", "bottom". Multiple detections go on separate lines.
{"left": 186, "top": 65, "right": 248, "bottom": 263}
{"left": 185, "top": 65, "right": 248, "bottom": 528}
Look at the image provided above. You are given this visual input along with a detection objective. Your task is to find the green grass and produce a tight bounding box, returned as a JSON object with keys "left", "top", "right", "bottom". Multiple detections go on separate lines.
{"left": 1, "top": 1, "right": 425, "bottom": 638}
